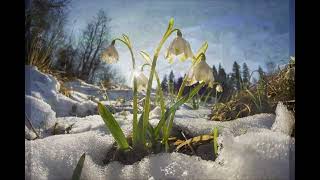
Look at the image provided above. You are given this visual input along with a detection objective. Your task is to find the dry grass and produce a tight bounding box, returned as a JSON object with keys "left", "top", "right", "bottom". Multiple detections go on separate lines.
{"left": 210, "top": 90, "right": 273, "bottom": 121}
{"left": 26, "top": 35, "right": 54, "bottom": 72}
{"left": 45, "top": 69, "right": 79, "bottom": 97}
{"left": 59, "top": 83, "right": 72, "bottom": 97}
{"left": 210, "top": 57, "right": 295, "bottom": 121}
{"left": 265, "top": 58, "right": 295, "bottom": 112}
{"left": 47, "top": 69, "right": 78, "bottom": 83}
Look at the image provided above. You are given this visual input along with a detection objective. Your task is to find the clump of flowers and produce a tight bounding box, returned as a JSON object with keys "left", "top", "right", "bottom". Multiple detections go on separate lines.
{"left": 97, "top": 18, "right": 218, "bottom": 158}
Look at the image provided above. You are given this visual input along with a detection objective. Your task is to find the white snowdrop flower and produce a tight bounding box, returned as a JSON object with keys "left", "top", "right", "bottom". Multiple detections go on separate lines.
{"left": 165, "top": 30, "right": 193, "bottom": 64}
{"left": 290, "top": 56, "right": 295, "bottom": 61}
{"left": 101, "top": 40, "right": 119, "bottom": 64}
{"left": 186, "top": 54, "right": 215, "bottom": 88}
{"left": 133, "top": 70, "right": 148, "bottom": 92}
{"left": 216, "top": 84, "right": 223, "bottom": 93}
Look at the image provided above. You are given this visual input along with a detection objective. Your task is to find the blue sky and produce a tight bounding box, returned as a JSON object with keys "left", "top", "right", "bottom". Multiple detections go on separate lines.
{"left": 66, "top": 0, "right": 292, "bottom": 86}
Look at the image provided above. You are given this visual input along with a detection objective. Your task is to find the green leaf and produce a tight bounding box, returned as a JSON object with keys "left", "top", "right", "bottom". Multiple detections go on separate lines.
{"left": 146, "top": 120, "right": 155, "bottom": 144}
{"left": 154, "top": 107, "right": 171, "bottom": 137}
{"left": 213, "top": 127, "right": 219, "bottom": 157}
{"left": 135, "top": 113, "right": 145, "bottom": 146}
{"left": 135, "top": 112, "right": 155, "bottom": 148}
{"left": 245, "top": 89, "right": 260, "bottom": 110}
{"left": 122, "top": 34, "right": 131, "bottom": 46}
{"left": 97, "top": 102, "right": 130, "bottom": 150}
{"left": 195, "top": 41, "right": 208, "bottom": 58}
{"left": 132, "top": 77, "right": 139, "bottom": 147}
{"left": 140, "top": 51, "right": 152, "bottom": 64}
{"left": 160, "top": 82, "right": 205, "bottom": 146}
{"left": 72, "top": 153, "right": 86, "bottom": 180}
{"left": 193, "top": 41, "right": 208, "bottom": 64}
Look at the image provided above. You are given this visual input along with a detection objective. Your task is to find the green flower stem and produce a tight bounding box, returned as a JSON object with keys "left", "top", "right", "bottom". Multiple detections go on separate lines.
{"left": 141, "top": 64, "right": 166, "bottom": 120}
{"left": 162, "top": 75, "right": 188, "bottom": 151}
{"left": 113, "top": 38, "right": 139, "bottom": 147}
{"left": 163, "top": 81, "right": 205, "bottom": 151}
{"left": 212, "top": 127, "right": 219, "bottom": 158}
{"left": 203, "top": 89, "right": 213, "bottom": 105}
{"left": 141, "top": 22, "right": 180, "bottom": 147}
{"left": 162, "top": 53, "right": 207, "bottom": 151}
{"left": 200, "top": 88, "right": 209, "bottom": 101}
{"left": 215, "top": 90, "right": 218, "bottom": 104}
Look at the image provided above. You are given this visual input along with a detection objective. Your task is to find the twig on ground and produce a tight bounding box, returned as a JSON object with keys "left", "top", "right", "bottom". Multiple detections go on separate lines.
{"left": 181, "top": 131, "right": 196, "bottom": 154}
{"left": 25, "top": 113, "right": 40, "bottom": 140}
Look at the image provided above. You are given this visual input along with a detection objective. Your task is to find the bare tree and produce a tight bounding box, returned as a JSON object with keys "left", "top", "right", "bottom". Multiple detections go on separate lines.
{"left": 25, "top": 0, "right": 70, "bottom": 71}
{"left": 76, "top": 10, "right": 111, "bottom": 82}
{"left": 56, "top": 44, "right": 77, "bottom": 73}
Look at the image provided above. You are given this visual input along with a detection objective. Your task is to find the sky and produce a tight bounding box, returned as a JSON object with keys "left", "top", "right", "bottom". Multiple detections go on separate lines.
{"left": 66, "top": 0, "right": 293, "bottom": 86}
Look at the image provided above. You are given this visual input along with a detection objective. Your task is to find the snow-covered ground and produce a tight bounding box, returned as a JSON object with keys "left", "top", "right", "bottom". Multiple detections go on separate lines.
{"left": 25, "top": 66, "right": 295, "bottom": 180}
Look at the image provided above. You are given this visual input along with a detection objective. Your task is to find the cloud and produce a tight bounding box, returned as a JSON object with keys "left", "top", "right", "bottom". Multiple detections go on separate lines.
{"left": 67, "top": 0, "right": 290, "bottom": 86}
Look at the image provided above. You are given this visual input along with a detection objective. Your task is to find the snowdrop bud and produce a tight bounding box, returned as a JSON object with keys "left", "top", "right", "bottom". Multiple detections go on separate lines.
{"left": 186, "top": 54, "right": 215, "bottom": 88}
{"left": 101, "top": 40, "right": 119, "bottom": 64}
{"left": 134, "top": 70, "right": 148, "bottom": 92}
{"left": 216, "top": 84, "right": 223, "bottom": 93}
{"left": 165, "top": 30, "right": 193, "bottom": 63}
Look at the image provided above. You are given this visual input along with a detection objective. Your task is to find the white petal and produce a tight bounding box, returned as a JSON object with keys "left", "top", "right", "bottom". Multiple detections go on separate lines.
{"left": 101, "top": 45, "right": 119, "bottom": 64}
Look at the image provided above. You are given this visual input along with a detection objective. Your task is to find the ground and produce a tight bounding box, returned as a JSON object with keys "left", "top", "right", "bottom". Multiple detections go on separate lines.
{"left": 25, "top": 66, "right": 295, "bottom": 180}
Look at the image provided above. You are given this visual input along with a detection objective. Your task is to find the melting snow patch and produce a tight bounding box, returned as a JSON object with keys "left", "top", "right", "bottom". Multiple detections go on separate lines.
{"left": 25, "top": 65, "right": 97, "bottom": 117}
{"left": 149, "top": 106, "right": 162, "bottom": 119}
{"left": 272, "top": 102, "right": 295, "bottom": 135}
{"left": 174, "top": 113, "right": 275, "bottom": 136}
{"left": 55, "top": 113, "right": 133, "bottom": 136}
{"left": 25, "top": 132, "right": 115, "bottom": 180}
{"left": 25, "top": 95, "right": 56, "bottom": 128}
{"left": 64, "top": 79, "right": 102, "bottom": 98}
{"left": 25, "top": 110, "right": 294, "bottom": 180}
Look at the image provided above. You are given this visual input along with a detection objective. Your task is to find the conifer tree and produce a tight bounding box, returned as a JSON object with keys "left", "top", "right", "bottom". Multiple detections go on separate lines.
{"left": 212, "top": 65, "right": 218, "bottom": 79}
{"left": 242, "top": 62, "right": 250, "bottom": 89}
{"left": 161, "top": 75, "right": 168, "bottom": 93}
{"left": 217, "top": 63, "right": 227, "bottom": 83}
{"left": 231, "top": 61, "right": 242, "bottom": 90}
{"left": 168, "top": 70, "right": 175, "bottom": 95}
{"left": 175, "top": 76, "right": 183, "bottom": 93}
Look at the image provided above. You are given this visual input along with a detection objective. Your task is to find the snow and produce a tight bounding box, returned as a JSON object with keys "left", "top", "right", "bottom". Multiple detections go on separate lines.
{"left": 25, "top": 66, "right": 294, "bottom": 180}
{"left": 64, "top": 79, "right": 134, "bottom": 101}
{"left": 68, "top": 91, "right": 91, "bottom": 102}
{"left": 176, "top": 106, "right": 212, "bottom": 119}
{"left": 25, "top": 95, "right": 56, "bottom": 138}
{"left": 25, "top": 66, "right": 97, "bottom": 117}
{"left": 54, "top": 113, "right": 133, "bottom": 136}
{"left": 272, "top": 102, "right": 295, "bottom": 135}
{"left": 25, "top": 102, "right": 294, "bottom": 180}
{"left": 149, "top": 106, "right": 162, "bottom": 119}
{"left": 107, "top": 90, "right": 133, "bottom": 101}
{"left": 64, "top": 79, "right": 102, "bottom": 98}
{"left": 216, "top": 130, "right": 294, "bottom": 180}
{"left": 173, "top": 107, "right": 275, "bottom": 136}
{"left": 25, "top": 132, "right": 115, "bottom": 180}
{"left": 25, "top": 125, "right": 37, "bottom": 140}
